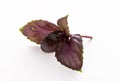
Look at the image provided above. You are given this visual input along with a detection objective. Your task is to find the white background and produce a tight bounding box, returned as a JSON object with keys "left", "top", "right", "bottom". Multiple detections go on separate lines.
{"left": 0, "top": 0, "right": 120, "bottom": 81}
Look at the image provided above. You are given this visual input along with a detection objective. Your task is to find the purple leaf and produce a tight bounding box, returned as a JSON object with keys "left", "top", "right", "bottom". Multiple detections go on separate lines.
{"left": 20, "top": 20, "right": 59, "bottom": 44}
{"left": 57, "top": 15, "right": 70, "bottom": 36}
{"left": 41, "top": 31, "right": 64, "bottom": 52}
{"left": 41, "top": 31, "right": 69, "bottom": 52}
{"left": 55, "top": 34, "right": 83, "bottom": 70}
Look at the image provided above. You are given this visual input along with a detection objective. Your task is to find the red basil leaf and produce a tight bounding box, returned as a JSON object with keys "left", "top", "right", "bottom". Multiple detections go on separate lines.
{"left": 41, "top": 31, "right": 64, "bottom": 52}
{"left": 20, "top": 20, "right": 59, "bottom": 44}
{"left": 41, "top": 31, "right": 59, "bottom": 52}
{"left": 55, "top": 34, "right": 83, "bottom": 70}
{"left": 57, "top": 15, "right": 70, "bottom": 36}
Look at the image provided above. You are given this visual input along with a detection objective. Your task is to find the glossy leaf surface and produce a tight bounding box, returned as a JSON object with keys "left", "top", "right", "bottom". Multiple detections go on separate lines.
{"left": 41, "top": 31, "right": 65, "bottom": 52}
{"left": 55, "top": 34, "right": 83, "bottom": 70}
{"left": 57, "top": 15, "right": 70, "bottom": 36}
{"left": 20, "top": 20, "right": 59, "bottom": 44}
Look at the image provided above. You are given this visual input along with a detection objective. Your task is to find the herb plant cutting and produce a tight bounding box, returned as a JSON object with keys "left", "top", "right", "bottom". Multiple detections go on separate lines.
{"left": 20, "top": 15, "right": 92, "bottom": 71}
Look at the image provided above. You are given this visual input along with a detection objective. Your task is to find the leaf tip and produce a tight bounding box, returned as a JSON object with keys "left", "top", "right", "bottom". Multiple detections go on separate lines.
{"left": 19, "top": 27, "right": 23, "bottom": 33}
{"left": 65, "top": 14, "right": 69, "bottom": 18}
{"left": 79, "top": 69, "right": 83, "bottom": 72}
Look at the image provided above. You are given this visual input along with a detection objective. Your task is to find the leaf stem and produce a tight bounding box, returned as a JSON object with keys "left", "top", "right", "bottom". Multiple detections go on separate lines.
{"left": 81, "top": 35, "right": 93, "bottom": 40}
